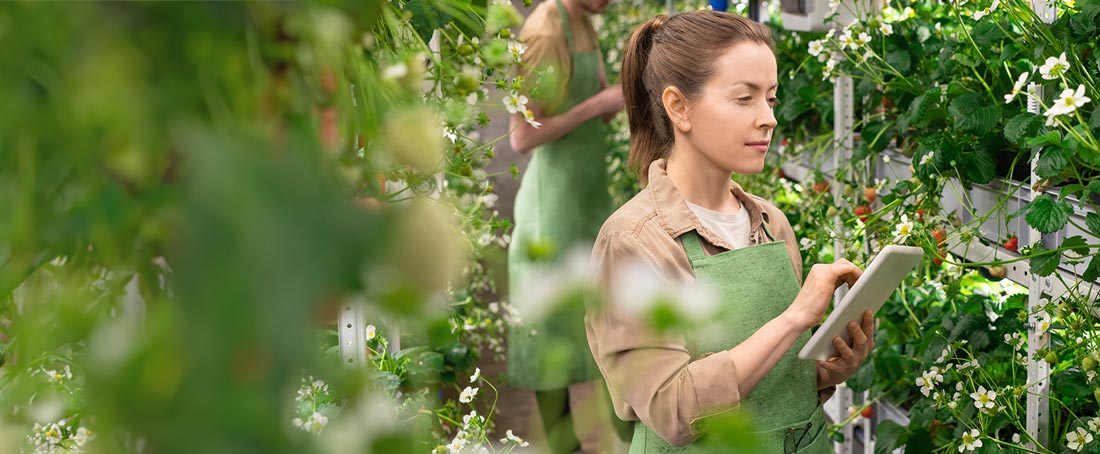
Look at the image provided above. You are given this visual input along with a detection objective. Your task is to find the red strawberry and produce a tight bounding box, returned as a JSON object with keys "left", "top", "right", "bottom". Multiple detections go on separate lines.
{"left": 813, "top": 181, "right": 831, "bottom": 194}
{"left": 916, "top": 209, "right": 926, "bottom": 220}
{"left": 861, "top": 406, "right": 873, "bottom": 418}
{"left": 931, "top": 228, "right": 947, "bottom": 247}
{"left": 1004, "top": 237, "right": 1019, "bottom": 252}
{"left": 854, "top": 205, "right": 872, "bottom": 222}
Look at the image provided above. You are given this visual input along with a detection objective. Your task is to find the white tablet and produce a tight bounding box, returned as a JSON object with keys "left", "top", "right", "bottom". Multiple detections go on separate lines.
{"left": 797, "top": 245, "right": 924, "bottom": 361}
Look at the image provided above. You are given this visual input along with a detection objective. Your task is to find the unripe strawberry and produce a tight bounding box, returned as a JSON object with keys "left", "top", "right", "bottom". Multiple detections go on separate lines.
{"left": 988, "top": 265, "right": 1006, "bottom": 279}
{"left": 864, "top": 187, "right": 877, "bottom": 203}
{"left": 1045, "top": 352, "right": 1058, "bottom": 364}
{"left": 1083, "top": 355, "right": 1097, "bottom": 372}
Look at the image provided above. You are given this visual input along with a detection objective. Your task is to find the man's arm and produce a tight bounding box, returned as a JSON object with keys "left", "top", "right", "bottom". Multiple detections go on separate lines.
{"left": 509, "top": 84, "right": 623, "bottom": 155}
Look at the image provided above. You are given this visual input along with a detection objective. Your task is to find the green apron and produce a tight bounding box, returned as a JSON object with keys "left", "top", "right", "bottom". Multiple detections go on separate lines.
{"left": 630, "top": 231, "right": 829, "bottom": 454}
{"left": 506, "top": 0, "right": 613, "bottom": 390}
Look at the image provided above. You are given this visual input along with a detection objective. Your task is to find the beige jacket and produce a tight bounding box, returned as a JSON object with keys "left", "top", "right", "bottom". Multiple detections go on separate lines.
{"left": 585, "top": 159, "right": 832, "bottom": 446}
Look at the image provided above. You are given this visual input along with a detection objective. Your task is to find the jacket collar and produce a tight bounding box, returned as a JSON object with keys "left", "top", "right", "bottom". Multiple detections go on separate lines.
{"left": 645, "top": 159, "right": 771, "bottom": 249}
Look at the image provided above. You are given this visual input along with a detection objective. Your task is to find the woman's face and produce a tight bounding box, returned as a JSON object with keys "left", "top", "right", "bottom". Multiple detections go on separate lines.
{"left": 681, "top": 42, "right": 778, "bottom": 176}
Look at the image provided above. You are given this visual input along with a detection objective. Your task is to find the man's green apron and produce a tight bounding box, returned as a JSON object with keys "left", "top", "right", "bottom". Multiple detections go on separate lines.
{"left": 507, "top": 0, "right": 613, "bottom": 390}
{"left": 630, "top": 230, "right": 829, "bottom": 453}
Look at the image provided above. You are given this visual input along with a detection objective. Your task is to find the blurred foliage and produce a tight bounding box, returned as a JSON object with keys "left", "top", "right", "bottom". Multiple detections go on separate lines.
{"left": 0, "top": 0, "right": 526, "bottom": 452}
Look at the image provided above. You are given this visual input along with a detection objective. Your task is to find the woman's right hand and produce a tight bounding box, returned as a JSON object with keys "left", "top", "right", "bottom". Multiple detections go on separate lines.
{"left": 785, "top": 259, "right": 863, "bottom": 330}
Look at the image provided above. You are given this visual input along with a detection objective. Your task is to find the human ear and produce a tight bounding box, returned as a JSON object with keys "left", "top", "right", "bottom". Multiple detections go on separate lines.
{"left": 661, "top": 86, "right": 691, "bottom": 132}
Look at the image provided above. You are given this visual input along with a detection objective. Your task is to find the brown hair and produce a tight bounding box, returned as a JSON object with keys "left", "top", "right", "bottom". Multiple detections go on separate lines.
{"left": 622, "top": 11, "right": 775, "bottom": 184}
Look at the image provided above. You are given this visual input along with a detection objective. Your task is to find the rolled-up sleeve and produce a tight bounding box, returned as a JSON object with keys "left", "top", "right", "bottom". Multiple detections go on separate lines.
{"left": 585, "top": 231, "right": 743, "bottom": 446}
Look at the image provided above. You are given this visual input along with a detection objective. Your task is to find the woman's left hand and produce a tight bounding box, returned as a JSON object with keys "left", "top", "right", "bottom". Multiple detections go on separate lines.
{"left": 816, "top": 309, "right": 875, "bottom": 388}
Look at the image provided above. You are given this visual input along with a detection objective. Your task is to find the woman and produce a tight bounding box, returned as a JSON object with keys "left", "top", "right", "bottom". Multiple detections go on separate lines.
{"left": 586, "top": 11, "right": 875, "bottom": 453}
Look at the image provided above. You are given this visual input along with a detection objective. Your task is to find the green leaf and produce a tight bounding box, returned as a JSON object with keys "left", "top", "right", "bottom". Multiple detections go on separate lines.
{"left": 903, "top": 428, "right": 933, "bottom": 454}
{"left": 874, "top": 420, "right": 907, "bottom": 454}
{"left": 1087, "top": 212, "right": 1100, "bottom": 237}
{"left": 1054, "top": 371, "right": 1092, "bottom": 399}
{"left": 862, "top": 121, "right": 893, "bottom": 154}
{"left": 949, "top": 93, "right": 999, "bottom": 134}
{"left": 966, "top": 148, "right": 997, "bottom": 184}
{"left": 1062, "top": 235, "right": 1090, "bottom": 256}
{"left": 1030, "top": 248, "right": 1062, "bottom": 276}
{"left": 1087, "top": 180, "right": 1100, "bottom": 198}
{"left": 1084, "top": 255, "right": 1100, "bottom": 282}
{"left": 1036, "top": 146, "right": 1070, "bottom": 178}
{"left": 1025, "top": 195, "right": 1073, "bottom": 233}
{"left": 1090, "top": 107, "right": 1100, "bottom": 130}
{"left": 1026, "top": 130, "right": 1063, "bottom": 149}
{"left": 1004, "top": 112, "right": 1038, "bottom": 145}
{"left": 886, "top": 48, "right": 912, "bottom": 73}
{"left": 971, "top": 21, "right": 1006, "bottom": 47}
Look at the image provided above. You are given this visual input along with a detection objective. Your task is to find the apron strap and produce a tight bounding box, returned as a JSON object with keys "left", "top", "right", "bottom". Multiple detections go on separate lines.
{"left": 679, "top": 231, "right": 708, "bottom": 262}
{"left": 554, "top": 0, "right": 576, "bottom": 55}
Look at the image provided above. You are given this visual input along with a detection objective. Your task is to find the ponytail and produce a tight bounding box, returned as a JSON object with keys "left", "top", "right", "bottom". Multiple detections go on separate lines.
{"left": 620, "top": 11, "right": 775, "bottom": 186}
{"left": 622, "top": 16, "right": 671, "bottom": 186}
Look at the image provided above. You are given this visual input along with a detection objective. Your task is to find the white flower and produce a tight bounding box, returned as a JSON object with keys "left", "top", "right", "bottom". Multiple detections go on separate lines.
{"left": 893, "top": 214, "right": 915, "bottom": 243}
{"left": 1037, "top": 314, "right": 1052, "bottom": 335}
{"left": 302, "top": 412, "right": 328, "bottom": 434}
{"left": 1012, "top": 433, "right": 1020, "bottom": 443}
{"left": 1004, "top": 72, "right": 1029, "bottom": 103}
{"left": 1048, "top": 84, "right": 1091, "bottom": 117}
{"left": 382, "top": 62, "right": 409, "bottom": 80}
{"left": 443, "top": 127, "right": 458, "bottom": 143}
{"left": 523, "top": 108, "right": 542, "bottom": 128}
{"left": 959, "top": 428, "right": 983, "bottom": 452}
{"left": 882, "top": 154, "right": 891, "bottom": 163}
{"left": 957, "top": 359, "right": 980, "bottom": 372}
{"left": 825, "top": 28, "right": 836, "bottom": 39}
{"left": 1068, "top": 427, "right": 1093, "bottom": 451}
{"left": 856, "top": 32, "right": 872, "bottom": 46}
{"left": 839, "top": 30, "right": 857, "bottom": 50}
{"left": 919, "top": 151, "right": 935, "bottom": 166}
{"left": 508, "top": 41, "right": 526, "bottom": 62}
{"left": 1089, "top": 417, "right": 1100, "bottom": 433}
{"left": 41, "top": 365, "right": 73, "bottom": 384}
{"left": 446, "top": 436, "right": 469, "bottom": 453}
{"left": 799, "top": 237, "right": 816, "bottom": 250}
{"left": 1039, "top": 52, "right": 1070, "bottom": 80}
{"left": 73, "top": 427, "right": 92, "bottom": 446}
{"left": 970, "top": 386, "right": 996, "bottom": 410}
{"left": 973, "top": 9, "right": 989, "bottom": 20}
{"left": 936, "top": 348, "right": 950, "bottom": 363}
{"left": 488, "top": 302, "right": 500, "bottom": 313}
{"left": 503, "top": 93, "right": 528, "bottom": 114}
{"left": 459, "top": 386, "right": 479, "bottom": 403}
{"left": 469, "top": 367, "right": 481, "bottom": 383}
{"left": 827, "top": 0, "right": 840, "bottom": 11}
{"left": 824, "top": 59, "right": 838, "bottom": 80}
{"left": 915, "top": 367, "right": 944, "bottom": 396}
{"left": 879, "top": 23, "right": 894, "bottom": 35}
{"left": 365, "top": 324, "right": 376, "bottom": 341}
{"left": 500, "top": 429, "right": 530, "bottom": 447}
{"left": 902, "top": 7, "right": 916, "bottom": 19}
{"left": 463, "top": 410, "right": 483, "bottom": 428}
{"left": 808, "top": 40, "right": 825, "bottom": 57}
{"left": 990, "top": 0, "right": 1001, "bottom": 11}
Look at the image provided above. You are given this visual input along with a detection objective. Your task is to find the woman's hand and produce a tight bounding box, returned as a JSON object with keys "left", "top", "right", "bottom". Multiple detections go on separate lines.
{"left": 816, "top": 309, "right": 875, "bottom": 388}
{"left": 784, "top": 259, "right": 862, "bottom": 330}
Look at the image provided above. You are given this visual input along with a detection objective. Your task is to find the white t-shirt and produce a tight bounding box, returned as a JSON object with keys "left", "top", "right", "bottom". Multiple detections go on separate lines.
{"left": 686, "top": 201, "right": 752, "bottom": 250}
